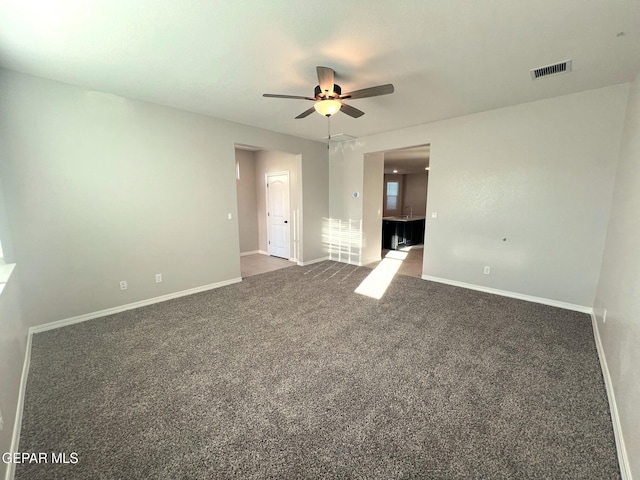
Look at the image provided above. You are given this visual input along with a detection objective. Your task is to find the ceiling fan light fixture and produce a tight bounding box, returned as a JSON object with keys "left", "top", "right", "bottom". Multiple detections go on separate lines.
{"left": 314, "top": 99, "right": 341, "bottom": 116}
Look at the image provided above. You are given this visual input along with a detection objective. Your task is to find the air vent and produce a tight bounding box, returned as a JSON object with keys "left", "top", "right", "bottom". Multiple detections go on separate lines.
{"left": 530, "top": 60, "right": 572, "bottom": 80}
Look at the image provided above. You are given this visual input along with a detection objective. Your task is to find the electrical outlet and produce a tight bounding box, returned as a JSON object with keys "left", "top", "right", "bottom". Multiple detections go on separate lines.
{"left": 483, "top": 266, "right": 491, "bottom": 275}
{"left": 603, "top": 308, "right": 607, "bottom": 323}
{"left": 155, "top": 273, "right": 163, "bottom": 283}
{"left": 227, "top": 213, "right": 233, "bottom": 220}
{"left": 431, "top": 212, "right": 438, "bottom": 218}
{"left": 120, "top": 280, "right": 128, "bottom": 291}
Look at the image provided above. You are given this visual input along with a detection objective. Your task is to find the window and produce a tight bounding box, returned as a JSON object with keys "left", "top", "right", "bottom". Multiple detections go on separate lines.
{"left": 383, "top": 176, "right": 403, "bottom": 216}
{"left": 386, "top": 181, "right": 399, "bottom": 210}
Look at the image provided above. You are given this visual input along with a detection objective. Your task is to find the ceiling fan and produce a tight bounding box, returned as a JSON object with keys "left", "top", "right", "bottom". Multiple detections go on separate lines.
{"left": 263, "top": 66, "right": 394, "bottom": 119}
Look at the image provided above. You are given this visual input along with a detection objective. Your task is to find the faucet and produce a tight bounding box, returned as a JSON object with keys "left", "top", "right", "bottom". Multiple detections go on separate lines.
{"left": 404, "top": 205, "right": 412, "bottom": 218}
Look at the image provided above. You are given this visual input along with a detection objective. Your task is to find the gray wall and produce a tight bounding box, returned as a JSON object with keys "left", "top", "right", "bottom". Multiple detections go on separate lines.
{"left": 362, "top": 152, "right": 384, "bottom": 265}
{"left": 403, "top": 172, "right": 428, "bottom": 216}
{"left": 0, "top": 180, "right": 14, "bottom": 264}
{"left": 235, "top": 149, "right": 259, "bottom": 253}
{"left": 594, "top": 72, "right": 640, "bottom": 477}
{"left": 0, "top": 266, "right": 26, "bottom": 480}
{"left": 326, "top": 142, "right": 366, "bottom": 265}
{"left": 0, "top": 128, "right": 24, "bottom": 480}
{"left": 330, "top": 84, "right": 628, "bottom": 308}
{"left": 0, "top": 69, "right": 328, "bottom": 327}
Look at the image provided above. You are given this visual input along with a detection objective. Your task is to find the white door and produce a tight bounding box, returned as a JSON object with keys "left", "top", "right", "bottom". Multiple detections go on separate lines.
{"left": 266, "top": 172, "right": 290, "bottom": 259}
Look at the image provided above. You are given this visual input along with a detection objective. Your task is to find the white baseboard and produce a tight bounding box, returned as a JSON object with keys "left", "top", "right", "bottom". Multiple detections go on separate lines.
{"left": 5, "top": 330, "right": 32, "bottom": 480}
{"left": 242, "top": 250, "right": 297, "bottom": 263}
{"left": 31, "top": 277, "right": 242, "bottom": 334}
{"left": 591, "top": 312, "right": 631, "bottom": 480}
{"left": 241, "top": 250, "right": 269, "bottom": 256}
{"left": 297, "top": 256, "right": 329, "bottom": 266}
{"left": 421, "top": 275, "right": 592, "bottom": 314}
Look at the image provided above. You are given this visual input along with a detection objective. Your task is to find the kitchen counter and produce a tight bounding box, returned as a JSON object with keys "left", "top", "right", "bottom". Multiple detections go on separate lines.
{"left": 382, "top": 216, "right": 425, "bottom": 250}
{"left": 382, "top": 215, "right": 426, "bottom": 222}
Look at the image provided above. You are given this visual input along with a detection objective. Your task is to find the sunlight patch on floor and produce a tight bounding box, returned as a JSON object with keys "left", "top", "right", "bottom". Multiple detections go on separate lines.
{"left": 355, "top": 251, "right": 408, "bottom": 299}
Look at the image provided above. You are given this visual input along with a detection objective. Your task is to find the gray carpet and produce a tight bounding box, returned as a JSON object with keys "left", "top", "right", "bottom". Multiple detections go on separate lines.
{"left": 17, "top": 262, "right": 620, "bottom": 479}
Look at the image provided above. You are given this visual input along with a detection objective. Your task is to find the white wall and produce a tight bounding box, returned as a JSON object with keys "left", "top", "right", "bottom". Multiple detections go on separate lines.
{"left": 235, "top": 149, "right": 259, "bottom": 253}
{"left": 0, "top": 69, "right": 328, "bottom": 326}
{"left": 330, "top": 85, "right": 629, "bottom": 308}
{"left": 593, "top": 73, "right": 640, "bottom": 478}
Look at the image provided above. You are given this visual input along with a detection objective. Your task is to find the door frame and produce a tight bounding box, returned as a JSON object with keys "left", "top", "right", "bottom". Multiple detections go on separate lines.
{"left": 371, "top": 144, "right": 430, "bottom": 271}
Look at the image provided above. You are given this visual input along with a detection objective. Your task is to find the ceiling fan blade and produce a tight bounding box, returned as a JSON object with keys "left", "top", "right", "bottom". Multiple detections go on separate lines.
{"left": 316, "top": 66, "right": 335, "bottom": 96}
{"left": 341, "top": 84, "right": 394, "bottom": 100}
{"left": 340, "top": 103, "right": 365, "bottom": 118}
{"left": 263, "top": 93, "right": 316, "bottom": 100}
{"left": 295, "top": 106, "right": 316, "bottom": 119}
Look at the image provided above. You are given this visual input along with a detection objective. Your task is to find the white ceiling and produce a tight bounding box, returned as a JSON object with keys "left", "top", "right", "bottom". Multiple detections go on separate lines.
{"left": 1, "top": 1, "right": 639, "bottom": 142}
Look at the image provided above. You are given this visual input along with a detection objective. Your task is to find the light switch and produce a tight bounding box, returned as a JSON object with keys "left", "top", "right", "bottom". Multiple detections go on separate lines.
{"left": 431, "top": 212, "right": 438, "bottom": 218}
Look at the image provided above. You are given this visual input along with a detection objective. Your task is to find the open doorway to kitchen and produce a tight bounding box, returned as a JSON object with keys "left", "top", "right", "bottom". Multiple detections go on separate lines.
{"left": 367, "top": 144, "right": 430, "bottom": 278}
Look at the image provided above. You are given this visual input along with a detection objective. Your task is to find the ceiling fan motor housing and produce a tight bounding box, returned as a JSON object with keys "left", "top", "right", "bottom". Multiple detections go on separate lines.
{"left": 315, "top": 84, "right": 341, "bottom": 99}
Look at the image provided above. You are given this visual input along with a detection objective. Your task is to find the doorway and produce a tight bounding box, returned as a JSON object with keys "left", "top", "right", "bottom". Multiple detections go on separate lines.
{"left": 377, "top": 145, "right": 430, "bottom": 278}
{"left": 235, "top": 146, "right": 300, "bottom": 278}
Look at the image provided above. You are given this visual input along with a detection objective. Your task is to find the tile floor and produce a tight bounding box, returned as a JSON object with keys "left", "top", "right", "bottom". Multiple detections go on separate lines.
{"left": 365, "top": 245, "right": 424, "bottom": 278}
{"left": 240, "top": 253, "right": 295, "bottom": 278}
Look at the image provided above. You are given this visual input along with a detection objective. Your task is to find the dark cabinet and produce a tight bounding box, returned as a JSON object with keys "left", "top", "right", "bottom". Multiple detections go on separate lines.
{"left": 382, "top": 218, "right": 425, "bottom": 250}
{"left": 409, "top": 219, "right": 425, "bottom": 246}
{"left": 382, "top": 220, "right": 395, "bottom": 250}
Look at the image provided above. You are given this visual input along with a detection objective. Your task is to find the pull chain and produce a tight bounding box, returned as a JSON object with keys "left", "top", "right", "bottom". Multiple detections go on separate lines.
{"left": 327, "top": 114, "right": 331, "bottom": 150}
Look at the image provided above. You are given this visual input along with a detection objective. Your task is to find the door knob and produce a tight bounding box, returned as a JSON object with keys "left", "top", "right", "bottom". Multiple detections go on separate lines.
{"left": 284, "top": 220, "right": 288, "bottom": 224}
